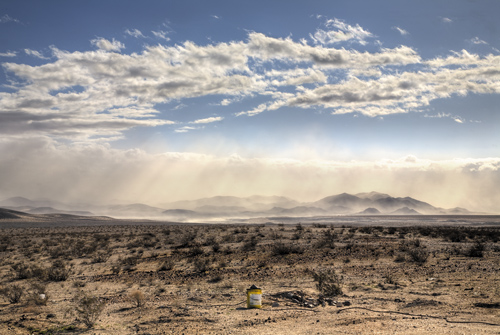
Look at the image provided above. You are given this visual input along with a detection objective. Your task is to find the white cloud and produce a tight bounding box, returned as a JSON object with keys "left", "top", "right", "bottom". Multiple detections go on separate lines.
{"left": 151, "top": 30, "right": 170, "bottom": 41}
{"left": 175, "top": 126, "right": 198, "bottom": 133}
{"left": 0, "top": 51, "right": 16, "bottom": 57}
{"left": 125, "top": 29, "right": 146, "bottom": 38}
{"left": 2, "top": 28, "right": 500, "bottom": 142}
{"left": 211, "top": 15, "right": 220, "bottom": 19}
{"left": 469, "top": 37, "right": 488, "bottom": 45}
{"left": 90, "top": 37, "right": 125, "bottom": 51}
{"left": 24, "top": 49, "right": 50, "bottom": 59}
{"left": 0, "top": 14, "right": 20, "bottom": 23}
{"left": 191, "top": 116, "right": 224, "bottom": 124}
{"left": 392, "top": 26, "right": 409, "bottom": 36}
{"left": 310, "top": 18, "right": 374, "bottom": 45}
{"left": 441, "top": 17, "right": 453, "bottom": 23}
{"left": 235, "top": 103, "right": 268, "bottom": 117}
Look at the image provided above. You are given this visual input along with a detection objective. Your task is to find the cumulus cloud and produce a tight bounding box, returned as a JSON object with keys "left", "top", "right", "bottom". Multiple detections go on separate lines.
{"left": 2, "top": 27, "right": 500, "bottom": 143}
{"left": 441, "top": 17, "right": 453, "bottom": 23}
{"left": 310, "top": 18, "right": 374, "bottom": 45}
{"left": 90, "top": 37, "right": 125, "bottom": 51}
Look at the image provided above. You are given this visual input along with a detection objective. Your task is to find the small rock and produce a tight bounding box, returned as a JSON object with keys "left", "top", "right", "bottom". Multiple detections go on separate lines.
{"left": 343, "top": 301, "right": 351, "bottom": 306}
{"left": 272, "top": 302, "right": 280, "bottom": 307}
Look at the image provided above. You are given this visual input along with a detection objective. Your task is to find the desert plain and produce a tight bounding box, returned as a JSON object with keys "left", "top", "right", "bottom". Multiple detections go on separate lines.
{"left": 0, "top": 214, "right": 499, "bottom": 334}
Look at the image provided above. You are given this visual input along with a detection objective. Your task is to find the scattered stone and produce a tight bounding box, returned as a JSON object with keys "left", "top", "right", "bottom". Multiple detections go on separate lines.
{"left": 272, "top": 302, "right": 280, "bottom": 307}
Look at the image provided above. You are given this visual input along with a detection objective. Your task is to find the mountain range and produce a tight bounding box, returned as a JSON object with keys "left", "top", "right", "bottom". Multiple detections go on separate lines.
{"left": 0, "top": 192, "right": 475, "bottom": 220}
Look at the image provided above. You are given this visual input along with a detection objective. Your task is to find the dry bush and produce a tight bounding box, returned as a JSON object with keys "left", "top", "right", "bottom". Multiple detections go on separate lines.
{"left": 46, "top": 260, "right": 70, "bottom": 281}
{"left": 241, "top": 236, "right": 258, "bottom": 251}
{"left": 466, "top": 241, "right": 485, "bottom": 257}
{"left": 158, "top": 258, "right": 175, "bottom": 271}
{"left": 129, "top": 290, "right": 145, "bottom": 307}
{"left": 407, "top": 247, "right": 429, "bottom": 264}
{"left": 315, "top": 230, "right": 336, "bottom": 249}
{"left": 311, "top": 268, "right": 343, "bottom": 297}
{"left": 270, "top": 240, "right": 303, "bottom": 256}
{"left": 194, "top": 258, "right": 211, "bottom": 273}
{"left": 0, "top": 284, "right": 24, "bottom": 303}
{"left": 188, "top": 245, "right": 204, "bottom": 257}
{"left": 74, "top": 293, "right": 106, "bottom": 328}
{"left": 28, "top": 282, "right": 48, "bottom": 306}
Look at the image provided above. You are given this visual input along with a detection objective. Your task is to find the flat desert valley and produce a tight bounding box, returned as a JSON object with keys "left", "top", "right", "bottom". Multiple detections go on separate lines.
{"left": 0, "top": 213, "right": 499, "bottom": 334}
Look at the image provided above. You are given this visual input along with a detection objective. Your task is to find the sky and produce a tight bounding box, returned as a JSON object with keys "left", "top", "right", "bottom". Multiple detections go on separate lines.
{"left": 0, "top": 0, "right": 499, "bottom": 212}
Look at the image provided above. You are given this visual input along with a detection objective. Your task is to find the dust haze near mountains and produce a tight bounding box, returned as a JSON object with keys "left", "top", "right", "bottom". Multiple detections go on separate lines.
{"left": 0, "top": 138, "right": 499, "bottom": 214}
{"left": 0, "top": 192, "right": 482, "bottom": 222}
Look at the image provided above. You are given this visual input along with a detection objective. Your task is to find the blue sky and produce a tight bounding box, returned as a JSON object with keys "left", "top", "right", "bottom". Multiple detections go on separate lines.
{"left": 1, "top": 0, "right": 499, "bottom": 212}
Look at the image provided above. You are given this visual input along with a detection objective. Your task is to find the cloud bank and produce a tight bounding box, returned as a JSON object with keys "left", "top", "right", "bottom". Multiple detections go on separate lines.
{"left": 0, "top": 138, "right": 498, "bottom": 213}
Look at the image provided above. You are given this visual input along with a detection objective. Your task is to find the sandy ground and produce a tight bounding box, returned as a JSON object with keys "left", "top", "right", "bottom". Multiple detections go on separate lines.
{"left": 0, "top": 218, "right": 499, "bottom": 334}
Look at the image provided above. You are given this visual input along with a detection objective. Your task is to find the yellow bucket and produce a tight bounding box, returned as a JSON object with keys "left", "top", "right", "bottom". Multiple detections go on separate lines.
{"left": 246, "top": 285, "right": 262, "bottom": 309}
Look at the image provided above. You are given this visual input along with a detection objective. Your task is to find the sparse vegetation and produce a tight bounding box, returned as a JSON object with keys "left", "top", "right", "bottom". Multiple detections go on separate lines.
{"left": 0, "top": 284, "right": 24, "bottom": 303}
{"left": 129, "top": 290, "right": 145, "bottom": 307}
{"left": 74, "top": 292, "right": 106, "bottom": 328}
{"left": 0, "top": 221, "right": 499, "bottom": 333}
{"left": 311, "top": 268, "right": 343, "bottom": 297}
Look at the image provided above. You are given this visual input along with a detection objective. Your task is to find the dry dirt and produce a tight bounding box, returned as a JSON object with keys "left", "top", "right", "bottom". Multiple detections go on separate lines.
{"left": 0, "top": 218, "right": 499, "bottom": 334}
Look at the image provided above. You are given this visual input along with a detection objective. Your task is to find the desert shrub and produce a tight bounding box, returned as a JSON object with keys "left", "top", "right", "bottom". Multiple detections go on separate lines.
{"left": 203, "top": 236, "right": 217, "bottom": 247}
{"left": 311, "top": 268, "right": 343, "bottom": 297}
{"left": 0, "top": 284, "right": 24, "bottom": 303}
{"left": 194, "top": 258, "right": 211, "bottom": 273}
{"left": 241, "top": 236, "right": 258, "bottom": 251}
{"left": 74, "top": 293, "right": 106, "bottom": 328}
{"left": 188, "top": 245, "right": 204, "bottom": 257}
{"left": 207, "top": 274, "right": 223, "bottom": 283}
{"left": 315, "top": 230, "right": 336, "bottom": 249}
{"left": 178, "top": 231, "right": 197, "bottom": 248}
{"left": 407, "top": 248, "right": 429, "bottom": 264}
{"left": 46, "top": 260, "right": 70, "bottom": 281}
{"left": 394, "top": 253, "right": 406, "bottom": 263}
{"left": 11, "top": 262, "right": 33, "bottom": 280}
{"left": 383, "top": 272, "right": 399, "bottom": 285}
{"left": 211, "top": 241, "right": 221, "bottom": 253}
{"left": 28, "top": 282, "right": 48, "bottom": 306}
{"left": 158, "top": 258, "right": 174, "bottom": 271}
{"left": 359, "top": 226, "right": 374, "bottom": 235}
{"left": 91, "top": 252, "right": 110, "bottom": 264}
{"left": 386, "top": 227, "right": 397, "bottom": 235}
{"left": 466, "top": 241, "right": 485, "bottom": 258}
{"left": 129, "top": 290, "right": 145, "bottom": 307}
{"left": 270, "top": 241, "right": 303, "bottom": 256}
